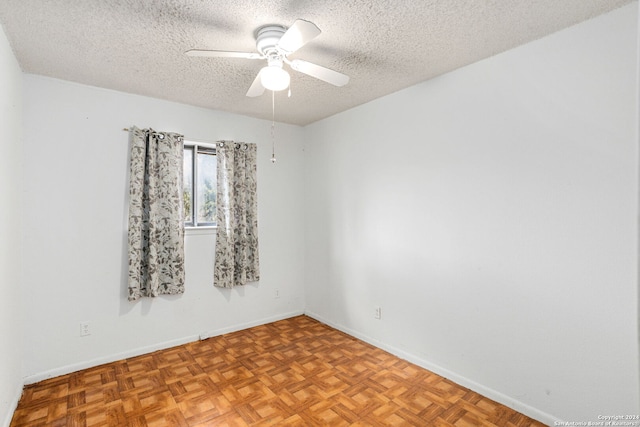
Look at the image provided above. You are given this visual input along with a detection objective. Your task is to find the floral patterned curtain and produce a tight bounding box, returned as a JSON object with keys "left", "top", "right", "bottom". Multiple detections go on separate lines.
{"left": 214, "top": 141, "right": 260, "bottom": 288}
{"left": 127, "top": 126, "right": 185, "bottom": 301}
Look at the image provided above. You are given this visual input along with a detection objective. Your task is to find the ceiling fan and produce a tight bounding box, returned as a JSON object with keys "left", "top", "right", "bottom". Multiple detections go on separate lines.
{"left": 186, "top": 19, "right": 349, "bottom": 97}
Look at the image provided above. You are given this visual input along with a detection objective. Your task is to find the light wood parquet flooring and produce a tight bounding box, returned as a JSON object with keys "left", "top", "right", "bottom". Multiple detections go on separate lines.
{"left": 11, "top": 316, "right": 545, "bottom": 427}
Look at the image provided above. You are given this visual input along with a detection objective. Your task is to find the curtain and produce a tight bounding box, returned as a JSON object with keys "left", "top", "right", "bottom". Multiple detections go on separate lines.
{"left": 214, "top": 141, "right": 260, "bottom": 288}
{"left": 127, "top": 126, "right": 185, "bottom": 301}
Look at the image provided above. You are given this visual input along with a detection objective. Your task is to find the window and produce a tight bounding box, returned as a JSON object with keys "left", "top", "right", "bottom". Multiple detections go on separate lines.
{"left": 183, "top": 142, "right": 217, "bottom": 227}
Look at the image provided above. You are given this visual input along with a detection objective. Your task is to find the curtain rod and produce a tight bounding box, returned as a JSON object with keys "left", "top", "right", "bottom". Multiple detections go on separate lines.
{"left": 122, "top": 128, "right": 231, "bottom": 147}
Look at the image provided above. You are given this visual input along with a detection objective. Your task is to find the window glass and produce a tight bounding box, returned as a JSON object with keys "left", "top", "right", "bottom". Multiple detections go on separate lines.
{"left": 183, "top": 147, "right": 194, "bottom": 225}
{"left": 196, "top": 149, "right": 216, "bottom": 225}
{"left": 183, "top": 143, "right": 216, "bottom": 227}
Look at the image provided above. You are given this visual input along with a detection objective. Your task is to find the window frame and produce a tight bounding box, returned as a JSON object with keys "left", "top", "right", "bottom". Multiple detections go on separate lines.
{"left": 183, "top": 140, "right": 217, "bottom": 229}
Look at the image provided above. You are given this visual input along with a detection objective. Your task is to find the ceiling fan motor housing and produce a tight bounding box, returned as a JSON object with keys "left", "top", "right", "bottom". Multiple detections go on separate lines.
{"left": 255, "top": 25, "right": 286, "bottom": 56}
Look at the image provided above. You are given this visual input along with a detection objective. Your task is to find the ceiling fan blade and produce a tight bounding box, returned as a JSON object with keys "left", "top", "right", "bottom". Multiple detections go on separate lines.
{"left": 277, "top": 19, "right": 321, "bottom": 54}
{"left": 185, "top": 49, "right": 263, "bottom": 59}
{"left": 246, "top": 69, "right": 266, "bottom": 97}
{"left": 289, "top": 59, "right": 349, "bottom": 87}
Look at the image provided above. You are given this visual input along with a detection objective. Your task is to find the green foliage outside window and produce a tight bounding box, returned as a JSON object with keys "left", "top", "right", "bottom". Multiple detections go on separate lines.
{"left": 199, "top": 178, "right": 216, "bottom": 223}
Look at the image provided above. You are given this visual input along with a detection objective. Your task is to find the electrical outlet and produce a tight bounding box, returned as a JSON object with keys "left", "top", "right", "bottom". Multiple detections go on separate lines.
{"left": 374, "top": 306, "right": 381, "bottom": 319}
{"left": 80, "top": 321, "right": 91, "bottom": 337}
{"left": 275, "top": 289, "right": 280, "bottom": 299}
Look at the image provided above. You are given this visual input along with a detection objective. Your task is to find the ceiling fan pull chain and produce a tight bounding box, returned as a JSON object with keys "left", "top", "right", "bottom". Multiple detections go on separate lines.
{"left": 271, "top": 90, "right": 277, "bottom": 164}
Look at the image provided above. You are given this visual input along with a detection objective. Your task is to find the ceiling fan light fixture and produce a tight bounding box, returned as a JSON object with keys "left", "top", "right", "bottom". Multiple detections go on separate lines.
{"left": 261, "top": 65, "right": 290, "bottom": 91}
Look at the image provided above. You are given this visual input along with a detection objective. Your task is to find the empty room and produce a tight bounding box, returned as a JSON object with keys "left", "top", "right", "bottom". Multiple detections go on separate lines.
{"left": 0, "top": 1, "right": 639, "bottom": 426}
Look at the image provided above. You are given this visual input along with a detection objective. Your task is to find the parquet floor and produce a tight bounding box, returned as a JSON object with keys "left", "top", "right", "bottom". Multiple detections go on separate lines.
{"left": 11, "top": 316, "right": 545, "bottom": 426}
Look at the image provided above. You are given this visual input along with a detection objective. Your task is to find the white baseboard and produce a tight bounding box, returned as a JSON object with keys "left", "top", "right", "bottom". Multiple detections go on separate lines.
{"left": 198, "top": 310, "right": 305, "bottom": 340}
{"left": 304, "top": 310, "right": 556, "bottom": 426}
{"left": 2, "top": 382, "right": 24, "bottom": 427}
{"left": 23, "top": 334, "right": 200, "bottom": 385}
{"left": 23, "top": 310, "right": 305, "bottom": 385}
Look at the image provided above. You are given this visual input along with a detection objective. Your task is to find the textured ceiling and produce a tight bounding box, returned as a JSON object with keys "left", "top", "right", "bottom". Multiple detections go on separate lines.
{"left": 0, "top": 0, "right": 633, "bottom": 126}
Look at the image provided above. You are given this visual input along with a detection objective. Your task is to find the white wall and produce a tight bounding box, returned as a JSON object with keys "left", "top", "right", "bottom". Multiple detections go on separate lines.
{"left": 21, "top": 75, "right": 306, "bottom": 381}
{"left": 304, "top": 3, "right": 639, "bottom": 424}
{"left": 0, "top": 25, "right": 24, "bottom": 427}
